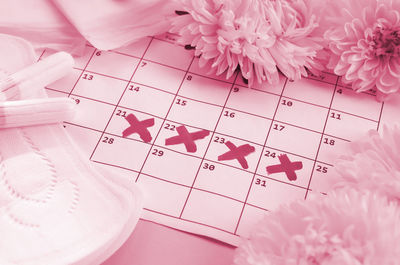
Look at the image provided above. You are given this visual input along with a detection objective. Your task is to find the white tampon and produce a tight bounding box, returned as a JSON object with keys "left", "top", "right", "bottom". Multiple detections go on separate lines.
{"left": 0, "top": 97, "right": 76, "bottom": 129}
{"left": 0, "top": 52, "right": 74, "bottom": 99}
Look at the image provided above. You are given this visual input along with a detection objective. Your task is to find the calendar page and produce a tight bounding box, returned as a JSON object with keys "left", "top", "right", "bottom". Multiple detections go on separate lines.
{"left": 42, "top": 34, "right": 400, "bottom": 246}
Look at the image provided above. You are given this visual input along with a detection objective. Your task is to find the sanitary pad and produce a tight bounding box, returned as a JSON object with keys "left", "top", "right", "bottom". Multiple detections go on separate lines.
{"left": 0, "top": 34, "right": 143, "bottom": 265}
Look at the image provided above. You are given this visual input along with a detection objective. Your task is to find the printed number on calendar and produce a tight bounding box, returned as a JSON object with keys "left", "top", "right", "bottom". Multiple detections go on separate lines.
{"left": 273, "top": 123, "right": 285, "bottom": 131}
{"left": 323, "top": 137, "right": 335, "bottom": 146}
{"left": 224, "top": 111, "right": 235, "bottom": 118}
{"left": 70, "top": 97, "right": 80, "bottom": 104}
{"left": 330, "top": 112, "right": 342, "bottom": 120}
{"left": 115, "top": 109, "right": 127, "bottom": 117}
{"left": 82, "top": 73, "right": 93, "bottom": 80}
{"left": 175, "top": 98, "right": 187, "bottom": 106}
{"left": 203, "top": 163, "right": 215, "bottom": 171}
{"left": 255, "top": 178, "right": 267, "bottom": 187}
{"left": 152, "top": 148, "right": 164, "bottom": 156}
{"left": 164, "top": 123, "right": 176, "bottom": 131}
{"left": 214, "top": 136, "right": 226, "bottom": 144}
{"left": 264, "top": 150, "right": 277, "bottom": 158}
{"left": 281, "top": 99, "right": 293, "bottom": 107}
{"left": 128, "top": 85, "right": 140, "bottom": 92}
{"left": 316, "top": 165, "right": 328, "bottom": 173}
{"left": 102, "top": 136, "right": 114, "bottom": 144}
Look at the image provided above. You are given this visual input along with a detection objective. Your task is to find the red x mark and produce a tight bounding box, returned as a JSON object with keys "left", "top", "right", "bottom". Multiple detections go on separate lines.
{"left": 218, "top": 141, "right": 255, "bottom": 169}
{"left": 165, "top": 125, "right": 209, "bottom": 153}
{"left": 266, "top": 154, "right": 303, "bottom": 181}
{"left": 122, "top": 114, "right": 154, "bottom": 143}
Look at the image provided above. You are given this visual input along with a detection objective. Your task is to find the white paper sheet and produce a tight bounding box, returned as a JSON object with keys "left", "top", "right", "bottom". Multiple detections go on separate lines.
{"left": 52, "top": 0, "right": 176, "bottom": 50}
{"left": 0, "top": 0, "right": 85, "bottom": 54}
{"left": 43, "top": 34, "right": 400, "bottom": 246}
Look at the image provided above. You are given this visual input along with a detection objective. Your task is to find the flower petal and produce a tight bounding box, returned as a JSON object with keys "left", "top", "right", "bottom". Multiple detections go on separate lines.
{"left": 388, "top": 59, "right": 400, "bottom": 78}
{"left": 363, "top": 58, "right": 380, "bottom": 71}
{"left": 170, "top": 0, "right": 324, "bottom": 85}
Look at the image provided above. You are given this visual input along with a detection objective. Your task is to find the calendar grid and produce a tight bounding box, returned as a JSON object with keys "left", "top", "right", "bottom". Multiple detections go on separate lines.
{"left": 89, "top": 38, "right": 154, "bottom": 161}
{"left": 178, "top": 73, "right": 239, "bottom": 218}
{"left": 78, "top": 35, "right": 377, "bottom": 99}
{"left": 69, "top": 45, "right": 378, "bottom": 104}
{"left": 91, "top": 137, "right": 331, "bottom": 191}
{"left": 254, "top": 173, "right": 310, "bottom": 190}
{"left": 55, "top": 61, "right": 382, "bottom": 129}
{"left": 47, "top": 85, "right": 375, "bottom": 145}
{"left": 92, "top": 158, "right": 308, "bottom": 206}
{"left": 250, "top": 88, "right": 378, "bottom": 121}
{"left": 145, "top": 207, "right": 234, "bottom": 235}
{"left": 42, "top": 35, "right": 390, "bottom": 245}
{"left": 252, "top": 75, "right": 377, "bottom": 97}
{"left": 328, "top": 109, "right": 378, "bottom": 123}
{"left": 75, "top": 69, "right": 134, "bottom": 83}
{"left": 143, "top": 199, "right": 275, "bottom": 234}
{"left": 68, "top": 50, "right": 96, "bottom": 97}
{"left": 134, "top": 56, "right": 196, "bottom": 183}
{"left": 47, "top": 67, "right": 373, "bottom": 178}
{"left": 52, "top": 69, "right": 382, "bottom": 129}
{"left": 304, "top": 76, "right": 339, "bottom": 199}
{"left": 233, "top": 78, "right": 288, "bottom": 234}
{"left": 62, "top": 114, "right": 336, "bottom": 168}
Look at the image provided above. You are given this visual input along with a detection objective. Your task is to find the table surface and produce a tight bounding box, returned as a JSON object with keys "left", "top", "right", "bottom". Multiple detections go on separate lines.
{"left": 102, "top": 220, "right": 236, "bottom": 265}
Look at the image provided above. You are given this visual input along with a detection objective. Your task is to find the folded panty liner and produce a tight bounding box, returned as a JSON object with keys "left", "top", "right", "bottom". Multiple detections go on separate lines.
{"left": 0, "top": 34, "right": 143, "bottom": 265}
{"left": 51, "top": 0, "right": 178, "bottom": 50}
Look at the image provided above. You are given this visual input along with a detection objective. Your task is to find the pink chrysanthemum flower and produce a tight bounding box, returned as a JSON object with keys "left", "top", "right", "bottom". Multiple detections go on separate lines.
{"left": 169, "top": 0, "right": 326, "bottom": 86}
{"left": 234, "top": 189, "right": 400, "bottom": 265}
{"left": 322, "top": 0, "right": 400, "bottom": 100}
{"left": 331, "top": 126, "right": 400, "bottom": 203}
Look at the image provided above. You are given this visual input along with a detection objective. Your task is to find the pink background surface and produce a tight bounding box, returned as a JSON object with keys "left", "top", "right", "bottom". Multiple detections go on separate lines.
{"left": 102, "top": 220, "right": 235, "bottom": 265}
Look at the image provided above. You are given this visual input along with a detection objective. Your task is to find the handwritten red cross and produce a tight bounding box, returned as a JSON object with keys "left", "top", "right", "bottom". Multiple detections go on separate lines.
{"left": 218, "top": 141, "right": 255, "bottom": 169}
{"left": 122, "top": 113, "right": 154, "bottom": 143}
{"left": 165, "top": 125, "right": 209, "bottom": 153}
{"left": 266, "top": 154, "right": 303, "bottom": 181}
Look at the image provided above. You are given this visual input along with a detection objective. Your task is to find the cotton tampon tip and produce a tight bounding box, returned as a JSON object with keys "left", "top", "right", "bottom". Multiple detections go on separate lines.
{"left": 0, "top": 52, "right": 74, "bottom": 98}
{"left": 17, "top": 52, "right": 75, "bottom": 93}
